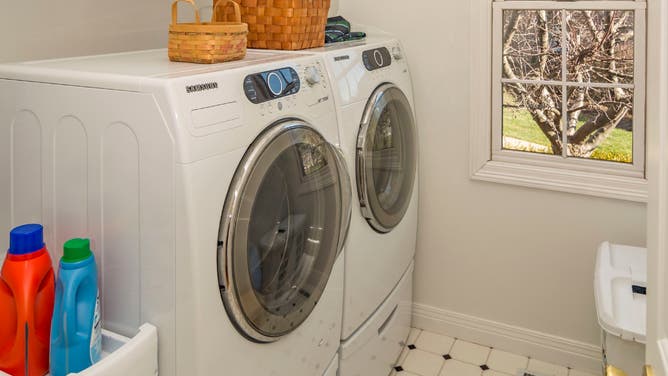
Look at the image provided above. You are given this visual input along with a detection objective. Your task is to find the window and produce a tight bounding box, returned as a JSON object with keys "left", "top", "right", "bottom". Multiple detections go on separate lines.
{"left": 470, "top": 1, "right": 648, "bottom": 202}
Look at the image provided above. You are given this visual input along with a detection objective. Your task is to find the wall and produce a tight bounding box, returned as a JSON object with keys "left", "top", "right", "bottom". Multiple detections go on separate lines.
{"left": 339, "top": 0, "right": 646, "bottom": 365}
{"left": 0, "top": 1, "right": 340, "bottom": 63}
{"left": 329, "top": 0, "right": 339, "bottom": 16}
{"left": 0, "top": 1, "right": 174, "bottom": 63}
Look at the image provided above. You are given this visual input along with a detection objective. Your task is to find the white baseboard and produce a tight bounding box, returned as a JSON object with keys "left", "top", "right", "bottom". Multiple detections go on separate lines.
{"left": 412, "top": 303, "right": 602, "bottom": 374}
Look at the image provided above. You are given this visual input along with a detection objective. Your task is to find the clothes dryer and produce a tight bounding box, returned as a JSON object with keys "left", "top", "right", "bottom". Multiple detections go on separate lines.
{"left": 277, "top": 30, "right": 419, "bottom": 375}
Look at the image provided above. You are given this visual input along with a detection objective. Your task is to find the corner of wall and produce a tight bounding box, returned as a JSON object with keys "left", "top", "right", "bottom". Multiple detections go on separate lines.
{"left": 328, "top": 0, "right": 339, "bottom": 17}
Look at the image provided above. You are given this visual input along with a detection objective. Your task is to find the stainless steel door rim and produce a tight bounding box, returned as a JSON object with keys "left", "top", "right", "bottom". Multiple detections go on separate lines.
{"left": 218, "top": 119, "right": 351, "bottom": 343}
{"left": 357, "top": 83, "right": 417, "bottom": 233}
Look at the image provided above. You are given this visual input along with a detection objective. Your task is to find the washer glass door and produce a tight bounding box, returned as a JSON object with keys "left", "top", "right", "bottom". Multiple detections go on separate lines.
{"left": 218, "top": 121, "right": 350, "bottom": 343}
{"left": 357, "top": 84, "right": 417, "bottom": 233}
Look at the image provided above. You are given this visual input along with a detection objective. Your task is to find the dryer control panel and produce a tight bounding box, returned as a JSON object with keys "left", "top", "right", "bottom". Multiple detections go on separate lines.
{"left": 363, "top": 47, "right": 392, "bottom": 71}
{"left": 243, "top": 67, "right": 300, "bottom": 104}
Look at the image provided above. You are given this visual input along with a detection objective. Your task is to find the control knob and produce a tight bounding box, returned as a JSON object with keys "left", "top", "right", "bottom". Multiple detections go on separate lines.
{"left": 392, "top": 47, "right": 403, "bottom": 60}
{"left": 304, "top": 66, "right": 321, "bottom": 86}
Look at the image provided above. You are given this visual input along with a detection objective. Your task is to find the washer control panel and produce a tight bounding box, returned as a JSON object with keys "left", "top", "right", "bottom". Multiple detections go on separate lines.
{"left": 243, "top": 67, "right": 300, "bottom": 104}
{"left": 362, "top": 47, "right": 392, "bottom": 71}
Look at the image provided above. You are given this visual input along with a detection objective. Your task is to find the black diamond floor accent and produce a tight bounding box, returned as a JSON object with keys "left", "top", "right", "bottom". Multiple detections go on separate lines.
{"left": 407, "top": 344, "right": 416, "bottom": 350}
{"left": 442, "top": 354, "right": 452, "bottom": 360}
{"left": 394, "top": 366, "right": 404, "bottom": 372}
{"left": 480, "top": 365, "right": 489, "bottom": 371}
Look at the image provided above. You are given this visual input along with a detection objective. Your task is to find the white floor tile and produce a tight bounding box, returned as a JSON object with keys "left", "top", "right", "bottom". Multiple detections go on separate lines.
{"left": 415, "top": 331, "right": 456, "bottom": 354}
{"left": 401, "top": 349, "right": 445, "bottom": 376}
{"left": 526, "top": 359, "right": 569, "bottom": 376}
{"left": 408, "top": 328, "right": 422, "bottom": 345}
{"left": 397, "top": 328, "right": 591, "bottom": 376}
{"left": 487, "top": 349, "right": 529, "bottom": 375}
{"left": 568, "top": 369, "right": 600, "bottom": 376}
{"left": 483, "top": 371, "right": 513, "bottom": 376}
{"left": 450, "top": 339, "right": 491, "bottom": 366}
{"left": 439, "top": 359, "right": 484, "bottom": 376}
{"left": 391, "top": 371, "right": 421, "bottom": 376}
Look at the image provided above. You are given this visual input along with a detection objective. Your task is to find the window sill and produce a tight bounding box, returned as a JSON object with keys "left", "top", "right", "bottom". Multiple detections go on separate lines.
{"left": 471, "top": 160, "right": 648, "bottom": 203}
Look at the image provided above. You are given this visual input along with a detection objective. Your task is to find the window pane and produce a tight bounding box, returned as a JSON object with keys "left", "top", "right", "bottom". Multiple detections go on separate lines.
{"left": 566, "top": 86, "right": 633, "bottom": 163}
{"left": 566, "top": 10, "right": 635, "bottom": 84}
{"left": 502, "top": 10, "right": 562, "bottom": 81}
{"left": 503, "top": 83, "right": 562, "bottom": 155}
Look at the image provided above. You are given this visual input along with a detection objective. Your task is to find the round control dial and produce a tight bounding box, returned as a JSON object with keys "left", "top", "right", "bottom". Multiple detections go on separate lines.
{"left": 304, "top": 66, "right": 322, "bottom": 86}
{"left": 267, "top": 72, "right": 284, "bottom": 96}
{"left": 392, "top": 47, "right": 403, "bottom": 60}
{"left": 373, "top": 50, "right": 384, "bottom": 66}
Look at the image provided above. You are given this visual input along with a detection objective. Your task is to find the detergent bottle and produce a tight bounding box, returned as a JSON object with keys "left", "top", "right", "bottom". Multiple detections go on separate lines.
{"left": 0, "top": 224, "right": 55, "bottom": 376}
{"left": 50, "top": 238, "right": 101, "bottom": 376}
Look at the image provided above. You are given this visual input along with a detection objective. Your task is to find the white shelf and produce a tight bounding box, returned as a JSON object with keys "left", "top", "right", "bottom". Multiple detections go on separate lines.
{"left": 0, "top": 323, "right": 158, "bottom": 376}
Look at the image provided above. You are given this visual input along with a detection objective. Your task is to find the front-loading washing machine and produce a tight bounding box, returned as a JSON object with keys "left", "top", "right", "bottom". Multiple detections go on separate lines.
{"left": 265, "top": 30, "right": 419, "bottom": 376}
{"left": 0, "top": 49, "right": 352, "bottom": 376}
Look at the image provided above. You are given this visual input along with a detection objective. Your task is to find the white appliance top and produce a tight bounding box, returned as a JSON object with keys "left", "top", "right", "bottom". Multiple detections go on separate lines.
{"left": 18, "top": 49, "right": 303, "bottom": 78}
{"left": 301, "top": 33, "right": 396, "bottom": 55}
{"left": 0, "top": 49, "right": 309, "bottom": 91}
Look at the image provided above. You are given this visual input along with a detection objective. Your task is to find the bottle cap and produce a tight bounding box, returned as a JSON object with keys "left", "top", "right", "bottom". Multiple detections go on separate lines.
{"left": 8, "top": 224, "right": 45, "bottom": 255}
{"left": 63, "top": 238, "right": 93, "bottom": 263}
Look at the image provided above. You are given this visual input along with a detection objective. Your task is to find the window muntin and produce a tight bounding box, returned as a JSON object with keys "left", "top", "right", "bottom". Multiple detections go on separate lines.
{"left": 492, "top": 2, "right": 645, "bottom": 177}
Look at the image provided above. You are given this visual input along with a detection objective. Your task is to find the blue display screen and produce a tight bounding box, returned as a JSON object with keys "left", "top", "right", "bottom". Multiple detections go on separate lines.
{"left": 243, "top": 67, "right": 300, "bottom": 104}
{"left": 261, "top": 68, "right": 296, "bottom": 96}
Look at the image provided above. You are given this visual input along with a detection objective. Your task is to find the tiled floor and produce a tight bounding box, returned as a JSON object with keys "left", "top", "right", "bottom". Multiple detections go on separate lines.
{"left": 391, "top": 328, "right": 599, "bottom": 376}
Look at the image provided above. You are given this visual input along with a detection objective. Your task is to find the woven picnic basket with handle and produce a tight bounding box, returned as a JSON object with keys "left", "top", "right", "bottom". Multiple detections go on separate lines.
{"left": 168, "top": 0, "right": 248, "bottom": 64}
{"left": 215, "top": 0, "right": 331, "bottom": 50}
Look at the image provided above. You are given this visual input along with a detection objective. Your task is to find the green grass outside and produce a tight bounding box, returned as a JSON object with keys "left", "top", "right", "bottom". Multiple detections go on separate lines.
{"left": 502, "top": 108, "right": 554, "bottom": 153}
{"left": 502, "top": 108, "right": 633, "bottom": 163}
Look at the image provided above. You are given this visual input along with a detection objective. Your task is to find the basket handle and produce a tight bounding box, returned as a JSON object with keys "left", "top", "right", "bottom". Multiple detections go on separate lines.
{"left": 211, "top": 0, "right": 241, "bottom": 23}
{"left": 171, "top": 0, "right": 201, "bottom": 26}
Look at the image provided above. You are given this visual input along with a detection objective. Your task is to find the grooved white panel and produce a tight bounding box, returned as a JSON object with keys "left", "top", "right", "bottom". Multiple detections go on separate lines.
{"left": 54, "top": 116, "right": 88, "bottom": 261}
{"left": 11, "top": 110, "right": 42, "bottom": 226}
{"left": 0, "top": 93, "right": 13, "bottom": 253}
{"left": 102, "top": 122, "right": 140, "bottom": 337}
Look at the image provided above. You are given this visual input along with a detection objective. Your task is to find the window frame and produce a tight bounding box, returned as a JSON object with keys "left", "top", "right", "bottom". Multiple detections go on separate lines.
{"left": 470, "top": 0, "right": 649, "bottom": 202}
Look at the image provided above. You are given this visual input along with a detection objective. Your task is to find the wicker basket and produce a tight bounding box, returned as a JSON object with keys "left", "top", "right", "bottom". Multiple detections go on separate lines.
{"left": 216, "top": 0, "right": 331, "bottom": 50}
{"left": 168, "top": 0, "right": 248, "bottom": 64}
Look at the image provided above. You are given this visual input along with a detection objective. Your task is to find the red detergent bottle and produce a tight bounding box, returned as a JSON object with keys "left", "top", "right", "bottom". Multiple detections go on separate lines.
{"left": 0, "top": 224, "right": 55, "bottom": 376}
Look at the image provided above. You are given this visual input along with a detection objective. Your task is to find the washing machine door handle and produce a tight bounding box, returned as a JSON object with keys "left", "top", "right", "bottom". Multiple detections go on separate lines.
{"left": 330, "top": 144, "right": 352, "bottom": 257}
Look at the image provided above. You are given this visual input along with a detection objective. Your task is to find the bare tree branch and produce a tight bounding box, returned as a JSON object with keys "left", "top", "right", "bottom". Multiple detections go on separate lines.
{"left": 501, "top": 9, "right": 635, "bottom": 159}
{"left": 570, "top": 105, "right": 629, "bottom": 145}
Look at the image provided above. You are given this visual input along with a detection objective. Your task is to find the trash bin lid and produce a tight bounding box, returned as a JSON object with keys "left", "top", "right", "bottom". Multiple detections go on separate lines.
{"left": 594, "top": 241, "right": 647, "bottom": 344}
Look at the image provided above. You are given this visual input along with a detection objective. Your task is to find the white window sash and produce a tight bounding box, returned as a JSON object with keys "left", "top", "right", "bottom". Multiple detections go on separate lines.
{"left": 494, "top": 1, "right": 646, "bottom": 11}
{"left": 470, "top": 0, "right": 649, "bottom": 202}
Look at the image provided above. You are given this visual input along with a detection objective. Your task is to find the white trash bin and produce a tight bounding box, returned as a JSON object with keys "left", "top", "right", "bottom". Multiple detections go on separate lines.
{"left": 594, "top": 242, "right": 646, "bottom": 376}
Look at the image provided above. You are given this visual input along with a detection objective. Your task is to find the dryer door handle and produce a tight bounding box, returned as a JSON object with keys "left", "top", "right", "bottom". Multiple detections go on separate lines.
{"left": 330, "top": 144, "right": 352, "bottom": 257}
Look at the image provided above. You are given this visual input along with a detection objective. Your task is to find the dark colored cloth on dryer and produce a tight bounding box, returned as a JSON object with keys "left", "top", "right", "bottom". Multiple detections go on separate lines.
{"left": 325, "top": 16, "right": 367, "bottom": 44}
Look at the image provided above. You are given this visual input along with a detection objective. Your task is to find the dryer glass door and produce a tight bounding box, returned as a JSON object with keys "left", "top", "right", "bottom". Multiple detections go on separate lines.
{"left": 218, "top": 121, "right": 351, "bottom": 343}
{"left": 357, "top": 84, "right": 417, "bottom": 233}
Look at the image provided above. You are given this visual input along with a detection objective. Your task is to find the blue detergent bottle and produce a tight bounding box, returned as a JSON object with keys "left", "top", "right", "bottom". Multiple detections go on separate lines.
{"left": 50, "top": 238, "right": 102, "bottom": 376}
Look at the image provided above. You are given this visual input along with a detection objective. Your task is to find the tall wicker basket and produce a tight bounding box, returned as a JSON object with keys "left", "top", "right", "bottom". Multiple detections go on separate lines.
{"left": 216, "top": 0, "right": 331, "bottom": 50}
{"left": 168, "top": 0, "right": 248, "bottom": 64}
